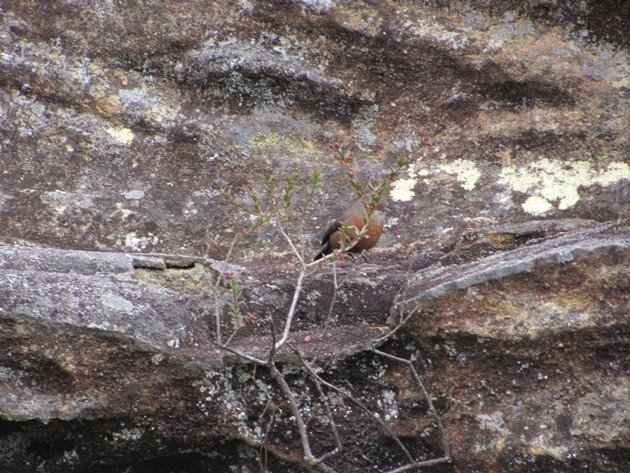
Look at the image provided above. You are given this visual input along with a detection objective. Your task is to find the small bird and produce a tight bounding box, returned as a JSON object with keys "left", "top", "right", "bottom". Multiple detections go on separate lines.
{"left": 313, "top": 200, "right": 386, "bottom": 261}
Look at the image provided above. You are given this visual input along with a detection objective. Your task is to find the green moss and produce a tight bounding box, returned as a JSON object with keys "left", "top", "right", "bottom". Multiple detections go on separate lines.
{"left": 244, "top": 132, "right": 322, "bottom": 162}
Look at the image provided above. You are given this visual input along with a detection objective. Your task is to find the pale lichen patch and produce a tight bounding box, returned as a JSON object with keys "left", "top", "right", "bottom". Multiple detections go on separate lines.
{"left": 389, "top": 176, "right": 417, "bottom": 202}
{"left": 499, "top": 158, "right": 630, "bottom": 216}
{"left": 106, "top": 127, "right": 134, "bottom": 145}
{"left": 438, "top": 158, "right": 480, "bottom": 190}
{"left": 522, "top": 195, "right": 555, "bottom": 216}
{"left": 124, "top": 232, "right": 159, "bottom": 251}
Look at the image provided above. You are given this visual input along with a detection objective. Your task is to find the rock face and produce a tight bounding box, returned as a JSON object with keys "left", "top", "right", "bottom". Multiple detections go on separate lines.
{"left": 1, "top": 225, "right": 627, "bottom": 472}
{"left": 0, "top": 0, "right": 628, "bottom": 472}
{"left": 393, "top": 224, "right": 629, "bottom": 472}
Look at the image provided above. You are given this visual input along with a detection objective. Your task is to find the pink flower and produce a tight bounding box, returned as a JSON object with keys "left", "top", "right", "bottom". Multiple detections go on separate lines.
{"left": 223, "top": 272, "right": 235, "bottom": 280}
{"left": 329, "top": 141, "right": 341, "bottom": 150}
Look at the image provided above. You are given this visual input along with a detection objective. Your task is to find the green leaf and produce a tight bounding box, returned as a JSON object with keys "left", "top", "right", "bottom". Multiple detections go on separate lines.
{"left": 227, "top": 276, "right": 244, "bottom": 330}
{"left": 263, "top": 173, "right": 274, "bottom": 195}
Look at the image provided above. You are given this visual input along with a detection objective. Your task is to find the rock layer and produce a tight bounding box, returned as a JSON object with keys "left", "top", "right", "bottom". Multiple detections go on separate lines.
{"left": 0, "top": 0, "right": 628, "bottom": 471}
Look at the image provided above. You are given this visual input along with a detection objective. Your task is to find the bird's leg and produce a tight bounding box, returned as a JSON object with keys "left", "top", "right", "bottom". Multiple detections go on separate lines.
{"left": 360, "top": 251, "right": 368, "bottom": 263}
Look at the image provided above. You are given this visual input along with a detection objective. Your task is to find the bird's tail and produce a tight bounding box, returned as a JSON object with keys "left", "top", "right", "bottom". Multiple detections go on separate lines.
{"left": 313, "top": 243, "right": 331, "bottom": 261}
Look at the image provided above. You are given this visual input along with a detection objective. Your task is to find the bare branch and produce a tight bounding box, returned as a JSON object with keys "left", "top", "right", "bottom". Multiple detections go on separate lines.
{"left": 296, "top": 350, "right": 415, "bottom": 464}
{"left": 274, "top": 265, "right": 306, "bottom": 352}
{"left": 267, "top": 315, "right": 277, "bottom": 363}
{"left": 267, "top": 360, "right": 315, "bottom": 464}
{"left": 217, "top": 343, "right": 266, "bottom": 366}
{"left": 384, "top": 456, "right": 452, "bottom": 473}
{"left": 316, "top": 463, "right": 339, "bottom": 473}
{"left": 288, "top": 343, "right": 343, "bottom": 465}
{"left": 222, "top": 326, "right": 241, "bottom": 348}
{"left": 372, "top": 306, "right": 418, "bottom": 346}
{"left": 258, "top": 400, "right": 277, "bottom": 473}
{"left": 371, "top": 348, "right": 451, "bottom": 459}
{"left": 277, "top": 225, "right": 304, "bottom": 264}
{"left": 369, "top": 255, "right": 421, "bottom": 346}
{"left": 323, "top": 261, "right": 341, "bottom": 328}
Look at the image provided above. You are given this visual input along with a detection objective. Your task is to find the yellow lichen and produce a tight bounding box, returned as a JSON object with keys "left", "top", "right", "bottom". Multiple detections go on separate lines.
{"left": 390, "top": 176, "right": 417, "bottom": 202}
{"left": 499, "top": 158, "right": 630, "bottom": 216}
{"left": 106, "top": 126, "right": 134, "bottom": 145}
{"left": 438, "top": 158, "right": 481, "bottom": 191}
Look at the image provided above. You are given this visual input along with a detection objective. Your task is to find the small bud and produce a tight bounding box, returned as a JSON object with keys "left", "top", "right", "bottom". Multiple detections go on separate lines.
{"left": 418, "top": 128, "right": 433, "bottom": 146}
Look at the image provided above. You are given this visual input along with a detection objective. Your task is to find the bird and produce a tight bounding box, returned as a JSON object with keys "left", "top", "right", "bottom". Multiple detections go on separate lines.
{"left": 313, "top": 200, "right": 386, "bottom": 261}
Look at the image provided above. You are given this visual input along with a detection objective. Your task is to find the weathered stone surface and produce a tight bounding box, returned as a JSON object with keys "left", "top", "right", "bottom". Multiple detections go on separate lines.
{"left": 0, "top": 0, "right": 628, "bottom": 471}
{"left": 393, "top": 223, "right": 629, "bottom": 471}
{"left": 0, "top": 245, "right": 217, "bottom": 349}
{"left": 1, "top": 222, "right": 628, "bottom": 472}
{"left": 0, "top": 1, "right": 628, "bottom": 259}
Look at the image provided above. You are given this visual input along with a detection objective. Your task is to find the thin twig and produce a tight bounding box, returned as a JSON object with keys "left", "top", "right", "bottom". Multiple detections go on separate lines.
{"left": 258, "top": 400, "right": 277, "bottom": 473}
{"left": 267, "top": 315, "right": 277, "bottom": 362}
{"left": 217, "top": 343, "right": 266, "bottom": 365}
{"left": 267, "top": 360, "right": 315, "bottom": 464}
{"left": 323, "top": 262, "right": 340, "bottom": 328}
{"left": 384, "top": 457, "right": 452, "bottom": 473}
{"left": 296, "top": 350, "right": 415, "bottom": 464}
{"left": 274, "top": 265, "right": 306, "bottom": 351}
{"left": 277, "top": 225, "right": 304, "bottom": 264}
{"left": 288, "top": 343, "right": 343, "bottom": 464}
{"left": 371, "top": 349, "right": 450, "bottom": 458}
{"left": 372, "top": 307, "right": 418, "bottom": 346}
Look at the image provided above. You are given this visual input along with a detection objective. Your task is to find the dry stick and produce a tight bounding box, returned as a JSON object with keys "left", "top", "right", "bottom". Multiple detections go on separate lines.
{"left": 275, "top": 223, "right": 368, "bottom": 353}
{"left": 323, "top": 262, "right": 340, "bottom": 328}
{"left": 217, "top": 317, "right": 330, "bottom": 471}
{"left": 271, "top": 226, "right": 309, "bottom": 352}
{"left": 267, "top": 361, "right": 315, "bottom": 463}
{"left": 278, "top": 225, "right": 304, "bottom": 264}
{"left": 315, "top": 462, "right": 338, "bottom": 473}
{"left": 372, "top": 307, "right": 418, "bottom": 346}
{"left": 288, "top": 343, "right": 343, "bottom": 465}
{"left": 267, "top": 318, "right": 338, "bottom": 473}
{"left": 366, "top": 240, "right": 451, "bottom": 471}
{"left": 296, "top": 176, "right": 321, "bottom": 261}
{"left": 258, "top": 400, "right": 277, "bottom": 473}
{"left": 222, "top": 323, "right": 241, "bottom": 348}
{"left": 218, "top": 343, "right": 266, "bottom": 365}
{"left": 296, "top": 350, "right": 415, "bottom": 464}
{"left": 306, "top": 393, "right": 342, "bottom": 465}
{"left": 274, "top": 266, "right": 306, "bottom": 351}
{"left": 371, "top": 349, "right": 451, "bottom": 459}
{"left": 370, "top": 258, "right": 421, "bottom": 347}
{"left": 384, "top": 456, "right": 452, "bottom": 473}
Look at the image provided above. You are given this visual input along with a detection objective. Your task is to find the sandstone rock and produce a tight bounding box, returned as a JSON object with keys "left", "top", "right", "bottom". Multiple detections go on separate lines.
{"left": 393, "top": 224, "right": 629, "bottom": 471}
{"left": 0, "top": 0, "right": 628, "bottom": 471}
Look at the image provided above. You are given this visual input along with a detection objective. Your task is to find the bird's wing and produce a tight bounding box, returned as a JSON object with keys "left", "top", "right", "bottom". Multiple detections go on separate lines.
{"left": 320, "top": 220, "right": 342, "bottom": 245}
